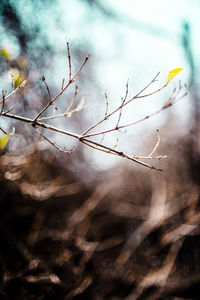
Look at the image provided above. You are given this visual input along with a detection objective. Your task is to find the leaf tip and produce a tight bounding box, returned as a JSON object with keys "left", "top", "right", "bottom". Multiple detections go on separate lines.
{"left": 166, "top": 68, "right": 183, "bottom": 85}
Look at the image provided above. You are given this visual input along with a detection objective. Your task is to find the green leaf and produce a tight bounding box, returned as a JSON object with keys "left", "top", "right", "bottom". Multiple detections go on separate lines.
{"left": 0, "top": 48, "right": 10, "bottom": 61}
{"left": 0, "top": 134, "right": 10, "bottom": 151}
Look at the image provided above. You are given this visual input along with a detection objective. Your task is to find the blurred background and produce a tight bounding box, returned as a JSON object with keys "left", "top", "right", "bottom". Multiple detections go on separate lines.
{"left": 1, "top": 1, "right": 200, "bottom": 299}
{"left": 0, "top": 0, "right": 197, "bottom": 169}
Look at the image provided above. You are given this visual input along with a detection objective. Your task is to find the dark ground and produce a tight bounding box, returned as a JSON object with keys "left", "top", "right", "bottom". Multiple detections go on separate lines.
{"left": 1, "top": 126, "right": 200, "bottom": 300}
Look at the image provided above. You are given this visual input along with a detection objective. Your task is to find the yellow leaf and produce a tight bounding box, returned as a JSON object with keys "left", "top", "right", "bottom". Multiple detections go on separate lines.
{"left": 0, "top": 134, "right": 10, "bottom": 151}
{"left": 0, "top": 48, "right": 10, "bottom": 61}
{"left": 10, "top": 68, "right": 25, "bottom": 88}
{"left": 166, "top": 68, "right": 183, "bottom": 85}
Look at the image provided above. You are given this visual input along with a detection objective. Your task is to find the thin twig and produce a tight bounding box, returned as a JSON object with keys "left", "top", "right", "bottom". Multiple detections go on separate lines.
{"left": 0, "top": 126, "right": 8, "bottom": 135}
{"left": 38, "top": 95, "right": 84, "bottom": 122}
{"left": 81, "top": 139, "right": 118, "bottom": 155}
{"left": 99, "top": 133, "right": 105, "bottom": 145}
{"left": 81, "top": 138, "right": 119, "bottom": 156}
{"left": 116, "top": 80, "right": 129, "bottom": 129}
{"left": 83, "top": 90, "right": 187, "bottom": 139}
{"left": 1, "top": 90, "right": 6, "bottom": 114}
{"left": 38, "top": 113, "right": 66, "bottom": 122}
{"left": 38, "top": 85, "right": 80, "bottom": 122}
{"left": 65, "top": 85, "right": 78, "bottom": 114}
{"left": 0, "top": 52, "right": 186, "bottom": 172}
{"left": 131, "top": 155, "right": 167, "bottom": 160}
{"left": 0, "top": 83, "right": 186, "bottom": 171}
{"left": 80, "top": 137, "right": 162, "bottom": 171}
{"left": 0, "top": 80, "right": 27, "bottom": 105}
{"left": 0, "top": 87, "right": 19, "bottom": 104}
{"left": 41, "top": 76, "right": 51, "bottom": 103}
{"left": 0, "top": 91, "right": 15, "bottom": 136}
{"left": 83, "top": 72, "right": 160, "bottom": 135}
{"left": 34, "top": 126, "right": 74, "bottom": 154}
{"left": 33, "top": 55, "right": 89, "bottom": 123}
{"left": 1, "top": 111, "right": 162, "bottom": 170}
{"left": 148, "top": 129, "right": 161, "bottom": 158}
{"left": 104, "top": 92, "right": 108, "bottom": 119}
{"left": 61, "top": 78, "right": 65, "bottom": 91}
{"left": 0, "top": 125, "right": 15, "bottom": 136}
{"left": 67, "top": 42, "right": 72, "bottom": 82}
{"left": 1, "top": 87, "right": 186, "bottom": 170}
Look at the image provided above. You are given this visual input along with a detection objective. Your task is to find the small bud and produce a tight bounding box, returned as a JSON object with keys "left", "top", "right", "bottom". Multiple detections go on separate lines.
{"left": 19, "top": 80, "right": 27, "bottom": 88}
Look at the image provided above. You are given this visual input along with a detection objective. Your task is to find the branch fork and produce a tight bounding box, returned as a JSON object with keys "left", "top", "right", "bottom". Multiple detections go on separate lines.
{"left": 0, "top": 43, "right": 186, "bottom": 171}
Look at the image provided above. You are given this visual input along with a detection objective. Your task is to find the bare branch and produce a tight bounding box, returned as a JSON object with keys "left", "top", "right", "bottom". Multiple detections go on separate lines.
{"left": 32, "top": 54, "right": 89, "bottom": 123}
{"left": 83, "top": 89, "right": 187, "bottom": 139}
{"left": 34, "top": 126, "right": 74, "bottom": 154}
{"left": 38, "top": 95, "right": 84, "bottom": 122}
{"left": 0, "top": 80, "right": 27, "bottom": 105}
{"left": 1, "top": 111, "right": 81, "bottom": 139}
{"left": 83, "top": 72, "right": 160, "bottom": 136}
{"left": 0, "top": 45, "right": 186, "bottom": 171}
{"left": 80, "top": 137, "right": 163, "bottom": 171}
{"left": 1, "top": 110, "right": 162, "bottom": 170}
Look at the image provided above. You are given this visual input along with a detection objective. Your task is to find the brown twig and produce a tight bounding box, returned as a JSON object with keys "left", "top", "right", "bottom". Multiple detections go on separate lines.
{"left": 32, "top": 54, "right": 89, "bottom": 123}
{"left": 67, "top": 41, "right": 72, "bottom": 82}
{"left": 0, "top": 80, "right": 27, "bottom": 105}
{"left": 80, "top": 137, "right": 163, "bottom": 170}
{"left": 83, "top": 90, "right": 187, "bottom": 139}
{"left": 38, "top": 94, "right": 84, "bottom": 122}
{"left": 83, "top": 72, "right": 160, "bottom": 136}
{"left": 0, "top": 126, "right": 8, "bottom": 135}
{"left": 65, "top": 85, "right": 78, "bottom": 113}
{"left": 116, "top": 80, "right": 129, "bottom": 129}
{"left": 1, "top": 90, "right": 6, "bottom": 114}
{"left": 104, "top": 92, "right": 109, "bottom": 119}
{"left": 34, "top": 126, "right": 74, "bottom": 154}
{"left": 61, "top": 78, "right": 65, "bottom": 91}
{"left": 1, "top": 110, "right": 162, "bottom": 170}
{"left": 0, "top": 85, "right": 186, "bottom": 171}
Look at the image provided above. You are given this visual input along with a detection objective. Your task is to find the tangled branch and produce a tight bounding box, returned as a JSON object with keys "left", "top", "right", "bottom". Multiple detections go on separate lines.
{"left": 0, "top": 44, "right": 186, "bottom": 171}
